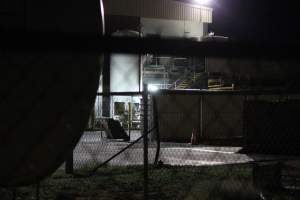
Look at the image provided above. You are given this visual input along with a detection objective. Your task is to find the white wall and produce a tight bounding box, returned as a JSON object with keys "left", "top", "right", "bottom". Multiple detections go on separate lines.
{"left": 110, "top": 53, "right": 140, "bottom": 92}
{"left": 110, "top": 30, "right": 141, "bottom": 93}
{"left": 141, "top": 18, "right": 206, "bottom": 39}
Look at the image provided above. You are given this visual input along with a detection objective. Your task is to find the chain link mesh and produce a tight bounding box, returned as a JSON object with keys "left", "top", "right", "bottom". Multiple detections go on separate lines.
{"left": 3, "top": 92, "right": 300, "bottom": 199}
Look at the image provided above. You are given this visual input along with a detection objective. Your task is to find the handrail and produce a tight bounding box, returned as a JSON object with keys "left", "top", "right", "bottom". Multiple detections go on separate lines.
{"left": 151, "top": 89, "right": 300, "bottom": 95}
{"left": 169, "top": 71, "right": 194, "bottom": 89}
{"left": 170, "top": 71, "right": 204, "bottom": 89}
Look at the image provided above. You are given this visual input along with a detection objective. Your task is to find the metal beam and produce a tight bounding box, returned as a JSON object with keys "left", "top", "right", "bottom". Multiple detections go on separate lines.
{"left": 1, "top": 33, "right": 299, "bottom": 59}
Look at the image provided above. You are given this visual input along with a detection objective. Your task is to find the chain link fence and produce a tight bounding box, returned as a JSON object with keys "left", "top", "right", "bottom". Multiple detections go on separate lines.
{"left": 2, "top": 90, "right": 300, "bottom": 200}
{"left": 147, "top": 91, "right": 300, "bottom": 200}
{"left": 1, "top": 0, "right": 300, "bottom": 197}
{"left": 1, "top": 32, "right": 300, "bottom": 200}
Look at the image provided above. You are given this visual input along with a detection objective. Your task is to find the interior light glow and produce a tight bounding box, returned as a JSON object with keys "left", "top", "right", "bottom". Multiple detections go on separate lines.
{"left": 194, "top": 0, "right": 211, "bottom": 5}
{"left": 148, "top": 84, "right": 159, "bottom": 92}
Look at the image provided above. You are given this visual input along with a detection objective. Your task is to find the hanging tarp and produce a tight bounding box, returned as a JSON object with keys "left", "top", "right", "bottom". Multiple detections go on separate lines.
{"left": 0, "top": 0, "right": 104, "bottom": 187}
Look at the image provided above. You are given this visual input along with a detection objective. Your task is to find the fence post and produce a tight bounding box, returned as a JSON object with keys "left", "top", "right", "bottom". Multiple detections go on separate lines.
{"left": 65, "top": 149, "right": 74, "bottom": 174}
{"left": 143, "top": 83, "right": 149, "bottom": 200}
{"left": 36, "top": 181, "right": 40, "bottom": 200}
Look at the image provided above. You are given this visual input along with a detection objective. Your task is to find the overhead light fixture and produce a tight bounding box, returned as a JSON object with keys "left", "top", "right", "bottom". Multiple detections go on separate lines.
{"left": 193, "top": 0, "right": 212, "bottom": 5}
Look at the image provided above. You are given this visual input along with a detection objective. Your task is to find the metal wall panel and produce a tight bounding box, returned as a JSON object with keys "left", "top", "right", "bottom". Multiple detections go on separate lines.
{"left": 103, "top": 0, "right": 212, "bottom": 23}
{"left": 202, "top": 95, "right": 243, "bottom": 139}
{"left": 155, "top": 95, "right": 201, "bottom": 142}
{"left": 154, "top": 94, "right": 243, "bottom": 143}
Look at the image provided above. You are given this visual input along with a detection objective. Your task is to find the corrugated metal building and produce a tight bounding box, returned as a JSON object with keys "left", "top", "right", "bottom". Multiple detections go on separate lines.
{"left": 101, "top": 0, "right": 215, "bottom": 136}
{"left": 103, "top": 0, "right": 213, "bottom": 112}
{"left": 103, "top": 0, "right": 212, "bottom": 23}
{"left": 103, "top": 0, "right": 213, "bottom": 38}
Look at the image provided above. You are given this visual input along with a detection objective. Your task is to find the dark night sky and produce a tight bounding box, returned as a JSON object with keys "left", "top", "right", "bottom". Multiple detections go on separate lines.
{"left": 205, "top": 0, "right": 300, "bottom": 42}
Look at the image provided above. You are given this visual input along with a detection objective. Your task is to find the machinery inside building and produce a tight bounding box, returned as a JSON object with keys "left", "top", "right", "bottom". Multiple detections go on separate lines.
{"left": 94, "top": 0, "right": 300, "bottom": 144}
{"left": 96, "top": 0, "right": 213, "bottom": 129}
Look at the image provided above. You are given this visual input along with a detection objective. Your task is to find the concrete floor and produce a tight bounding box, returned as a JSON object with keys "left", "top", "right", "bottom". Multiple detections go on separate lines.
{"left": 72, "top": 131, "right": 299, "bottom": 169}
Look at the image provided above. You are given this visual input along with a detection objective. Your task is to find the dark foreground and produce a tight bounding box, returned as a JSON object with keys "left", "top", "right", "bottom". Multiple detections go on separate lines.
{"left": 1, "top": 165, "right": 299, "bottom": 200}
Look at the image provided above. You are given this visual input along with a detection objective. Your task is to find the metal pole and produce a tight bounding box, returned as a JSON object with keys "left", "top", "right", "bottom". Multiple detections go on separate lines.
{"left": 36, "top": 181, "right": 40, "bottom": 200}
{"left": 12, "top": 188, "right": 16, "bottom": 200}
{"left": 143, "top": 83, "right": 149, "bottom": 200}
{"left": 153, "top": 97, "right": 160, "bottom": 165}
{"left": 65, "top": 150, "right": 74, "bottom": 174}
{"left": 138, "top": 22, "right": 142, "bottom": 93}
{"left": 128, "top": 101, "right": 132, "bottom": 139}
{"left": 200, "top": 95, "right": 203, "bottom": 138}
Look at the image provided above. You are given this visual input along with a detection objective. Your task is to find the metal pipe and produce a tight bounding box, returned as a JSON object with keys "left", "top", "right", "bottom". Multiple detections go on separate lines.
{"left": 97, "top": 92, "right": 142, "bottom": 96}
{"left": 97, "top": 89, "right": 300, "bottom": 97}
{"left": 153, "top": 97, "right": 161, "bottom": 165}
{"left": 143, "top": 83, "right": 149, "bottom": 200}
{"left": 2, "top": 35, "right": 300, "bottom": 59}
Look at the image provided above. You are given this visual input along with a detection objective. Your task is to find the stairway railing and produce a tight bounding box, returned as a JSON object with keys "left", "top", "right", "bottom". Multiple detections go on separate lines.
{"left": 169, "top": 71, "right": 196, "bottom": 89}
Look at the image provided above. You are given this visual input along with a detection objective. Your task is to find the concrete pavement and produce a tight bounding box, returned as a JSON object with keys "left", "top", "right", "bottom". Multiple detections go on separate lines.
{"left": 73, "top": 131, "right": 259, "bottom": 169}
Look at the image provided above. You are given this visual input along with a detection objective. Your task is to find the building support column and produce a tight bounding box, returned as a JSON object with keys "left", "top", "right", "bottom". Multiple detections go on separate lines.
{"left": 102, "top": 53, "right": 111, "bottom": 117}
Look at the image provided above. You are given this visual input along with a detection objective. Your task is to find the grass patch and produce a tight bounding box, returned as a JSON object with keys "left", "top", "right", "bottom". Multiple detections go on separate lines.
{"left": 1, "top": 165, "right": 298, "bottom": 200}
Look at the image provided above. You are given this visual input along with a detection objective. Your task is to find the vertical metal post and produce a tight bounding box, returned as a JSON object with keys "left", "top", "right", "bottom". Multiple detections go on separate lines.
{"left": 153, "top": 97, "right": 160, "bottom": 165}
{"left": 36, "top": 182, "right": 40, "bottom": 200}
{"left": 12, "top": 188, "right": 16, "bottom": 200}
{"left": 102, "top": 53, "right": 111, "bottom": 117}
{"left": 200, "top": 95, "right": 204, "bottom": 138}
{"left": 138, "top": 22, "right": 142, "bottom": 93}
{"left": 128, "top": 101, "right": 132, "bottom": 139}
{"left": 65, "top": 150, "right": 74, "bottom": 174}
{"left": 143, "top": 83, "right": 149, "bottom": 200}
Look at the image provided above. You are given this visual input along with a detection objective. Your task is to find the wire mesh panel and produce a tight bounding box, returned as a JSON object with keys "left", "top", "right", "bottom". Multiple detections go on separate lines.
{"left": 73, "top": 129, "right": 160, "bottom": 171}
{"left": 2, "top": 88, "right": 300, "bottom": 200}
{"left": 154, "top": 94, "right": 201, "bottom": 143}
{"left": 202, "top": 95, "right": 244, "bottom": 142}
{"left": 2, "top": 4, "right": 300, "bottom": 197}
{"left": 148, "top": 92, "right": 300, "bottom": 200}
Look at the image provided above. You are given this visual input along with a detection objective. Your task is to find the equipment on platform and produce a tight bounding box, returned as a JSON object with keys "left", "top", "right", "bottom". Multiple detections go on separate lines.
{"left": 100, "top": 118, "right": 130, "bottom": 141}
{"left": 191, "top": 128, "right": 198, "bottom": 145}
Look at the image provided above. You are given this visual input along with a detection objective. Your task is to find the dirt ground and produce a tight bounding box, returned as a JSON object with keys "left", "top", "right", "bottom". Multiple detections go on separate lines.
{"left": 1, "top": 165, "right": 299, "bottom": 200}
